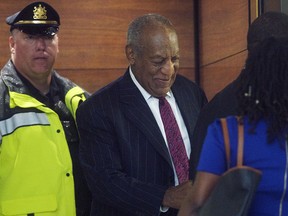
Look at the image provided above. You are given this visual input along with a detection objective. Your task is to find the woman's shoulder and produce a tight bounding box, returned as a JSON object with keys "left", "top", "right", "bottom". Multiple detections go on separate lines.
{"left": 209, "top": 115, "right": 239, "bottom": 129}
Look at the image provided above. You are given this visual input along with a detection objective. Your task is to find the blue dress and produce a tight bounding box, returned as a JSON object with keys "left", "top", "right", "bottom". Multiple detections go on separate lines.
{"left": 197, "top": 116, "right": 288, "bottom": 216}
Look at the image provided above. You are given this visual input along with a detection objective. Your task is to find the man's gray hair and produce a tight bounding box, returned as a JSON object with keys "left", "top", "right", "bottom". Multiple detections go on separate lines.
{"left": 126, "top": 14, "right": 175, "bottom": 54}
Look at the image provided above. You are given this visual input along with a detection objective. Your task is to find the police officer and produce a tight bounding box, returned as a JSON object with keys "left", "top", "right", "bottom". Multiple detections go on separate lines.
{"left": 0, "top": 2, "right": 91, "bottom": 216}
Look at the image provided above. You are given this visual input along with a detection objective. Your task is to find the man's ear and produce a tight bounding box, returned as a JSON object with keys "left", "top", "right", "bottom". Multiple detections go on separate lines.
{"left": 9, "top": 36, "right": 15, "bottom": 53}
{"left": 125, "top": 45, "right": 135, "bottom": 65}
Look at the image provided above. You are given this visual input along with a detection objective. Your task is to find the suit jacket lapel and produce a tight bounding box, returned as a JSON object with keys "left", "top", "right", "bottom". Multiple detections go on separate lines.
{"left": 118, "top": 71, "right": 172, "bottom": 167}
{"left": 171, "top": 81, "right": 195, "bottom": 142}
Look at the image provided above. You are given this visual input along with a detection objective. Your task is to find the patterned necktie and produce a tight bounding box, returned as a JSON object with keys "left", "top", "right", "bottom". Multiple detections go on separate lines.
{"left": 158, "top": 97, "right": 189, "bottom": 183}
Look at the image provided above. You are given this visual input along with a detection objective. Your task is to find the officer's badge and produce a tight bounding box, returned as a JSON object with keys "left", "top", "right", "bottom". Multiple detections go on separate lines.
{"left": 33, "top": 4, "right": 47, "bottom": 20}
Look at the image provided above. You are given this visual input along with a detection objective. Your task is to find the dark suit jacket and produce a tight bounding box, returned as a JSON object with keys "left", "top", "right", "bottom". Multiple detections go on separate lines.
{"left": 76, "top": 70, "right": 207, "bottom": 216}
{"left": 189, "top": 79, "right": 240, "bottom": 180}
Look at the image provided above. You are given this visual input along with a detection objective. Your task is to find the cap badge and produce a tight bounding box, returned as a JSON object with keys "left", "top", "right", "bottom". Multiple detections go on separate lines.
{"left": 33, "top": 4, "right": 47, "bottom": 20}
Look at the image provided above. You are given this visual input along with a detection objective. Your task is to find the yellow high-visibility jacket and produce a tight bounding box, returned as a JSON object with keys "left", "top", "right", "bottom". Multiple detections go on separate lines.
{"left": 0, "top": 61, "right": 87, "bottom": 216}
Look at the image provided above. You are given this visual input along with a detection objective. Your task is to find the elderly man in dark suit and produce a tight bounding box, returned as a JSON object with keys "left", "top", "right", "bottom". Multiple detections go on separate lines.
{"left": 76, "top": 13, "right": 207, "bottom": 216}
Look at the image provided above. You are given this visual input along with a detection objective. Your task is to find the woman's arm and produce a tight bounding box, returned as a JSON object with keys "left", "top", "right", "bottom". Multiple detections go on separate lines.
{"left": 178, "top": 172, "right": 220, "bottom": 216}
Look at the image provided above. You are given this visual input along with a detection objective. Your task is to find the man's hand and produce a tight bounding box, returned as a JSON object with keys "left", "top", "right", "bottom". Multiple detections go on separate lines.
{"left": 162, "top": 180, "right": 193, "bottom": 209}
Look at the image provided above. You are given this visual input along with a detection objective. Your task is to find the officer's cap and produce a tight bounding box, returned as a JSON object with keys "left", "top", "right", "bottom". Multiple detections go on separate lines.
{"left": 6, "top": 1, "right": 60, "bottom": 36}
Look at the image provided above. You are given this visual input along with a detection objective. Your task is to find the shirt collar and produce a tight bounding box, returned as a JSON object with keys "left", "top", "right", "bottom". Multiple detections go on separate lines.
{"left": 15, "top": 67, "right": 60, "bottom": 106}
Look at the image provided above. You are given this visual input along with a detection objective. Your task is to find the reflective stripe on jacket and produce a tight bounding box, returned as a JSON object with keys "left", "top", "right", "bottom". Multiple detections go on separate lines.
{"left": 0, "top": 61, "right": 87, "bottom": 216}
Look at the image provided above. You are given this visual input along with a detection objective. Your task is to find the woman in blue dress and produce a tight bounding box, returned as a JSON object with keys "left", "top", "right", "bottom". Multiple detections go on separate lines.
{"left": 178, "top": 37, "right": 288, "bottom": 216}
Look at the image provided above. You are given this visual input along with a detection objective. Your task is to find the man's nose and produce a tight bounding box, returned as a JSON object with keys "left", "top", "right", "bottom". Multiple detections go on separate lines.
{"left": 35, "top": 37, "right": 46, "bottom": 50}
{"left": 160, "top": 59, "right": 174, "bottom": 74}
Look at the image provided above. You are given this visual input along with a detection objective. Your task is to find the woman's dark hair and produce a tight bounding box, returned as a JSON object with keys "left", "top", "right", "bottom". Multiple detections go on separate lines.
{"left": 247, "top": 12, "right": 288, "bottom": 51}
{"left": 237, "top": 37, "right": 288, "bottom": 142}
